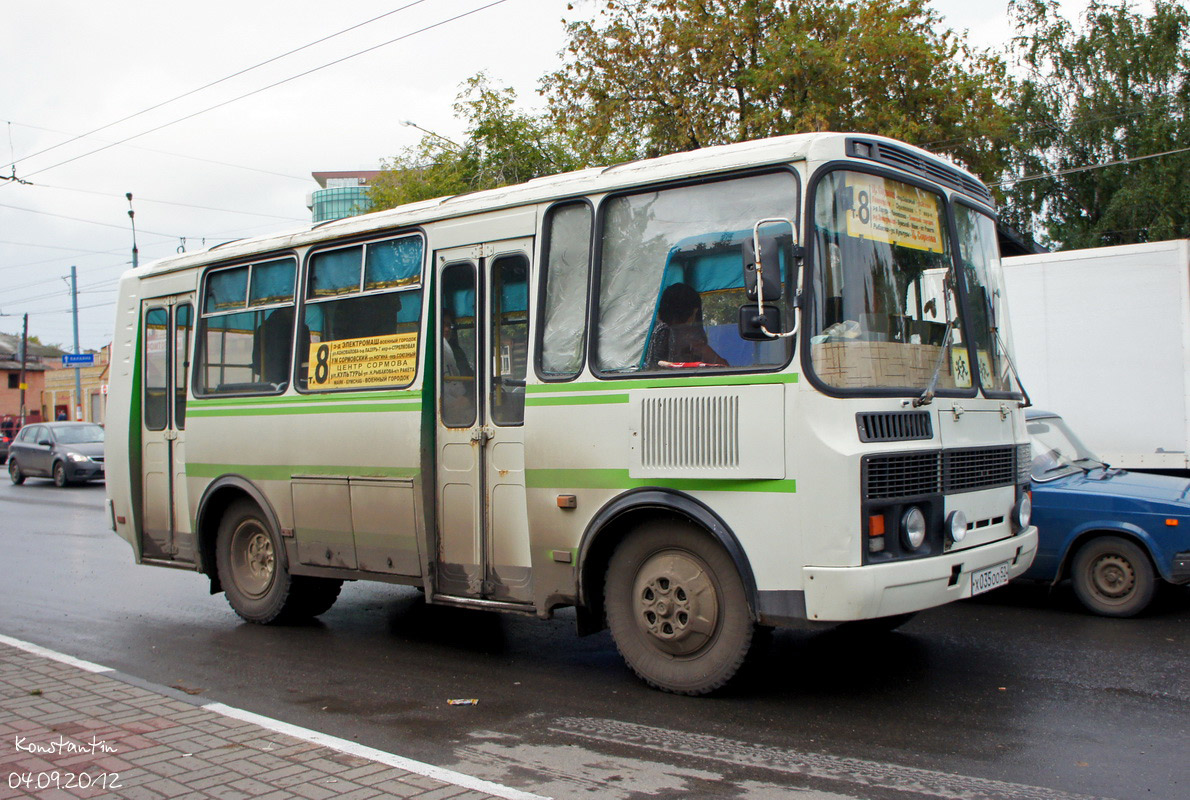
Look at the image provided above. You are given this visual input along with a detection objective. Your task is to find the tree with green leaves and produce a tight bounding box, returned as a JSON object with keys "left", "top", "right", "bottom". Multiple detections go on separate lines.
{"left": 542, "top": 0, "right": 1015, "bottom": 179}
{"left": 1002, "top": 0, "right": 1190, "bottom": 248}
{"left": 369, "top": 73, "right": 577, "bottom": 210}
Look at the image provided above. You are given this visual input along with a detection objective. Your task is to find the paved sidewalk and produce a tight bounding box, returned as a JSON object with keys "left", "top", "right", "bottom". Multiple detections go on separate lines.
{"left": 0, "top": 638, "right": 543, "bottom": 800}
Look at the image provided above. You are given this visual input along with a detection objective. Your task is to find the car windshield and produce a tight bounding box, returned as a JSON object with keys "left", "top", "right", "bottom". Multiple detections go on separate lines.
{"left": 53, "top": 424, "right": 105, "bottom": 444}
{"left": 1027, "top": 416, "right": 1103, "bottom": 480}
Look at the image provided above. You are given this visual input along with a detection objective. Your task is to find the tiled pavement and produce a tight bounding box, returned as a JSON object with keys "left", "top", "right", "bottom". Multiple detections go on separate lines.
{"left": 0, "top": 638, "right": 544, "bottom": 800}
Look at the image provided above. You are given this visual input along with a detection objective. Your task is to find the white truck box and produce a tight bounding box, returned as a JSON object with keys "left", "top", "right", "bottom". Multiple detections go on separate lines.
{"left": 1002, "top": 239, "right": 1190, "bottom": 473}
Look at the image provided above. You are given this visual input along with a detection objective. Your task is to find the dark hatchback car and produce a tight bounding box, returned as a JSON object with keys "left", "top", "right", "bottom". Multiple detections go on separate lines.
{"left": 1025, "top": 410, "right": 1190, "bottom": 616}
{"left": 7, "top": 422, "right": 106, "bottom": 487}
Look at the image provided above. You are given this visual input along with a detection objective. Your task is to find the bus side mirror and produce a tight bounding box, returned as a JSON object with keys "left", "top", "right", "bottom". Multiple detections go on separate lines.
{"left": 738, "top": 304, "right": 782, "bottom": 340}
{"left": 743, "top": 234, "right": 783, "bottom": 302}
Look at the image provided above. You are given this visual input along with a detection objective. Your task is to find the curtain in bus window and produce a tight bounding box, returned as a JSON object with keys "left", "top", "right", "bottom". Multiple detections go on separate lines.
{"left": 596, "top": 172, "right": 798, "bottom": 373}
{"left": 205, "top": 267, "right": 248, "bottom": 313}
{"left": 309, "top": 247, "right": 363, "bottom": 297}
{"left": 364, "top": 237, "right": 422, "bottom": 290}
{"left": 144, "top": 308, "right": 169, "bottom": 431}
{"left": 249, "top": 259, "right": 296, "bottom": 306}
{"left": 540, "top": 203, "right": 591, "bottom": 377}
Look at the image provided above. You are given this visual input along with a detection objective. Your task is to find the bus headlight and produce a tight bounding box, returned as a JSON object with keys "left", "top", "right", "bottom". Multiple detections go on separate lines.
{"left": 947, "top": 511, "right": 968, "bottom": 543}
{"left": 901, "top": 506, "right": 927, "bottom": 550}
{"left": 1014, "top": 492, "right": 1032, "bottom": 530}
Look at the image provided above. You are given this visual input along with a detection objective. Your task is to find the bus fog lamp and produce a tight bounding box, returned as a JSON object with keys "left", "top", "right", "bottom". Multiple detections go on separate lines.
{"left": 947, "top": 511, "right": 968, "bottom": 543}
{"left": 901, "top": 507, "right": 927, "bottom": 550}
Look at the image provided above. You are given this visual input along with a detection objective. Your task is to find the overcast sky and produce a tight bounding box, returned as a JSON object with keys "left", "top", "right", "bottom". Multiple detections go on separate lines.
{"left": 1, "top": 0, "right": 1096, "bottom": 349}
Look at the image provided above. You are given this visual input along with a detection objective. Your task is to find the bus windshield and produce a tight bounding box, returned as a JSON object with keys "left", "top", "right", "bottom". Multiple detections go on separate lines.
{"left": 808, "top": 170, "right": 970, "bottom": 393}
{"left": 955, "top": 205, "right": 1016, "bottom": 394}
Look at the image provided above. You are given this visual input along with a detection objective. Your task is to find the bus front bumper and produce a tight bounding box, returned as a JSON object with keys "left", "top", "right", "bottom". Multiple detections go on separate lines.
{"left": 802, "top": 526, "right": 1038, "bottom": 622}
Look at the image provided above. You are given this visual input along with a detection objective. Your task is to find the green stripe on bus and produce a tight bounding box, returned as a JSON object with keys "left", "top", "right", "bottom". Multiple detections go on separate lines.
{"left": 186, "top": 463, "right": 419, "bottom": 480}
{"left": 526, "top": 373, "right": 798, "bottom": 394}
{"left": 524, "top": 469, "right": 795, "bottom": 494}
{"left": 525, "top": 394, "right": 630, "bottom": 407}
{"left": 187, "top": 402, "right": 420, "bottom": 418}
{"left": 189, "top": 390, "right": 421, "bottom": 408}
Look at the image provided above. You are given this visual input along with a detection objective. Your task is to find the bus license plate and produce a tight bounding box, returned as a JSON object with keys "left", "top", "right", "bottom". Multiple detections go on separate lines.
{"left": 971, "top": 562, "right": 1011, "bottom": 595}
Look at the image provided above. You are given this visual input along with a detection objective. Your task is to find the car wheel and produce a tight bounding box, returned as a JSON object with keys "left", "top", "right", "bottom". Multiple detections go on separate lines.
{"left": 8, "top": 458, "right": 24, "bottom": 485}
{"left": 605, "top": 521, "right": 754, "bottom": 695}
{"left": 53, "top": 461, "right": 70, "bottom": 488}
{"left": 1071, "top": 535, "right": 1157, "bottom": 618}
{"left": 216, "top": 499, "right": 296, "bottom": 624}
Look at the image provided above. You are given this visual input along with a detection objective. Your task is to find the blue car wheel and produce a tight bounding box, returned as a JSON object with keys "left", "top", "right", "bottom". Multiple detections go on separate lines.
{"left": 1071, "top": 536, "right": 1157, "bottom": 617}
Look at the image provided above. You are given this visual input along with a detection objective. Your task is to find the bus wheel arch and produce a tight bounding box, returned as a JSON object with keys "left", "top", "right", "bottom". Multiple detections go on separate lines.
{"left": 196, "top": 477, "right": 284, "bottom": 595}
{"left": 575, "top": 490, "right": 758, "bottom": 637}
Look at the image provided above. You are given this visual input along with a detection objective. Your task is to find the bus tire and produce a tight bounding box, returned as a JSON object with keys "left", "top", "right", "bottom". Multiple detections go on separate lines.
{"left": 289, "top": 576, "right": 343, "bottom": 619}
{"left": 215, "top": 499, "right": 295, "bottom": 624}
{"left": 1071, "top": 535, "right": 1157, "bottom": 618}
{"left": 605, "top": 521, "right": 754, "bottom": 695}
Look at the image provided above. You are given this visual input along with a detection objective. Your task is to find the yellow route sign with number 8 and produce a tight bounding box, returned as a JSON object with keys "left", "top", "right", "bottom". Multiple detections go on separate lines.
{"left": 845, "top": 173, "right": 945, "bottom": 254}
{"left": 308, "top": 331, "right": 418, "bottom": 389}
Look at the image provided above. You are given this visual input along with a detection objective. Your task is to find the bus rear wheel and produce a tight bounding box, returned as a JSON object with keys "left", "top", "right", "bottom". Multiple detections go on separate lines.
{"left": 605, "top": 522, "right": 753, "bottom": 695}
{"left": 216, "top": 500, "right": 296, "bottom": 624}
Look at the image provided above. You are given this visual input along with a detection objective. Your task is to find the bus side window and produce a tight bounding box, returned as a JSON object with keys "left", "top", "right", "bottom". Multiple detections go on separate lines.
{"left": 539, "top": 202, "right": 591, "bottom": 379}
{"left": 300, "top": 235, "right": 423, "bottom": 392}
{"left": 197, "top": 258, "right": 297, "bottom": 395}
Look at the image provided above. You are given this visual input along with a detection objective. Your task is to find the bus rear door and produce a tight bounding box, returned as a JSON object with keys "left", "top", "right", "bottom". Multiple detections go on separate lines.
{"left": 139, "top": 296, "right": 194, "bottom": 563}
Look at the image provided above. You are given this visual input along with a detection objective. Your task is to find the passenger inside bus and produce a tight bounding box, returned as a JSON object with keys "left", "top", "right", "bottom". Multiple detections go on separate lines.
{"left": 441, "top": 308, "right": 472, "bottom": 377}
{"left": 645, "top": 282, "right": 727, "bottom": 368}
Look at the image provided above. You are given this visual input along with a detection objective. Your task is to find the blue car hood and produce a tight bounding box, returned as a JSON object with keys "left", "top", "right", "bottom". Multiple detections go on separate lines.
{"left": 1036, "top": 468, "right": 1190, "bottom": 512}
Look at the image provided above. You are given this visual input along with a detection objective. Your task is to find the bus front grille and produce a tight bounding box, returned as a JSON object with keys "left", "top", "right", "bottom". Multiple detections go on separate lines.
{"left": 863, "top": 445, "right": 1026, "bottom": 500}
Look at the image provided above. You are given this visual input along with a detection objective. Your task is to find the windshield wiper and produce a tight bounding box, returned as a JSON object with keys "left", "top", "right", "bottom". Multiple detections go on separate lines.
{"left": 993, "top": 327, "right": 1032, "bottom": 408}
{"left": 913, "top": 319, "right": 955, "bottom": 408}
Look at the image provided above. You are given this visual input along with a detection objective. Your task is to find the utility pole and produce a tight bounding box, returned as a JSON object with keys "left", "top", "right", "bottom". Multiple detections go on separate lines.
{"left": 70, "top": 265, "right": 82, "bottom": 420}
{"left": 18, "top": 313, "right": 28, "bottom": 427}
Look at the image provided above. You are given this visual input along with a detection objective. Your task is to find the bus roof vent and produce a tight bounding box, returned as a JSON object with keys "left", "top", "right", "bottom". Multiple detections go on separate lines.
{"left": 856, "top": 411, "right": 933, "bottom": 443}
{"left": 846, "top": 139, "right": 995, "bottom": 207}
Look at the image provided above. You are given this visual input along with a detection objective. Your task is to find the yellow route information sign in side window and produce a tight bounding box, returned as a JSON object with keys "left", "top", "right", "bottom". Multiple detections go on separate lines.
{"left": 845, "top": 173, "right": 945, "bottom": 254}
{"left": 308, "top": 331, "right": 418, "bottom": 389}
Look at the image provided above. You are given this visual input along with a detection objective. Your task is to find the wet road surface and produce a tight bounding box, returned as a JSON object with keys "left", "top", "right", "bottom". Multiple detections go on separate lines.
{"left": 1, "top": 479, "right": 1187, "bottom": 799}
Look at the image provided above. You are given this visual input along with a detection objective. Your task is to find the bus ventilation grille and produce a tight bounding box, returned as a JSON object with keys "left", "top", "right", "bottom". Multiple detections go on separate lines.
{"left": 856, "top": 411, "right": 933, "bottom": 443}
{"left": 848, "top": 138, "right": 995, "bottom": 206}
{"left": 640, "top": 395, "right": 740, "bottom": 470}
{"left": 863, "top": 445, "right": 1026, "bottom": 499}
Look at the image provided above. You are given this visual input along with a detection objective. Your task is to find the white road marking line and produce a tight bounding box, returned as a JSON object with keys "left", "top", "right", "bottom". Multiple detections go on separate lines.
{"left": 0, "top": 634, "right": 550, "bottom": 800}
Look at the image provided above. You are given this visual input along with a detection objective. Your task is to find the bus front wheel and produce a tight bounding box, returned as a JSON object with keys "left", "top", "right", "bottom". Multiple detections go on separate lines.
{"left": 605, "top": 522, "right": 754, "bottom": 695}
{"left": 216, "top": 500, "right": 295, "bottom": 624}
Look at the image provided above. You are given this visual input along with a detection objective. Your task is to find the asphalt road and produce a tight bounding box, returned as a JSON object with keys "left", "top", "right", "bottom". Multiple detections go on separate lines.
{"left": 1, "top": 477, "right": 1187, "bottom": 800}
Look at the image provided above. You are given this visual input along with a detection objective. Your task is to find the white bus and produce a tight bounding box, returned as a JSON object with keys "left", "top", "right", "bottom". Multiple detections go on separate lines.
{"left": 105, "top": 133, "right": 1037, "bottom": 694}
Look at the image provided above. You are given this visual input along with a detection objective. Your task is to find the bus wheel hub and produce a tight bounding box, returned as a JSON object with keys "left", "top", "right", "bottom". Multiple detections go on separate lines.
{"left": 635, "top": 551, "right": 720, "bottom": 656}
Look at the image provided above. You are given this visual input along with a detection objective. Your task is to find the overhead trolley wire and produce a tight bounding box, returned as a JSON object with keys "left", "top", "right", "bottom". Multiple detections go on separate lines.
{"left": 14, "top": 0, "right": 510, "bottom": 182}
{"left": 2, "top": 0, "right": 432, "bottom": 173}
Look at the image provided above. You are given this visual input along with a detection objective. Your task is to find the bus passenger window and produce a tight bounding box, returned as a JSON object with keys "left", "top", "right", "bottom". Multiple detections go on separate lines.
{"left": 196, "top": 257, "right": 297, "bottom": 395}
{"left": 596, "top": 172, "right": 798, "bottom": 375}
{"left": 539, "top": 202, "right": 591, "bottom": 379}
{"left": 300, "top": 235, "right": 423, "bottom": 392}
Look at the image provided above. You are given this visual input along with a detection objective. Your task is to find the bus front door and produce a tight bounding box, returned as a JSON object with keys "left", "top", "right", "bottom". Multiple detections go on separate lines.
{"left": 434, "top": 241, "right": 534, "bottom": 604}
{"left": 139, "top": 296, "right": 194, "bottom": 563}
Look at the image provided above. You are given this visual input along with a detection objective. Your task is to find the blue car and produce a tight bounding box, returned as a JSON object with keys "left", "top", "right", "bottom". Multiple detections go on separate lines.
{"left": 1025, "top": 410, "right": 1190, "bottom": 616}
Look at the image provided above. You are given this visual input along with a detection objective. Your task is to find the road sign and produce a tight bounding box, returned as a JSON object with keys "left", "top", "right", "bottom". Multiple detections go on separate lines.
{"left": 62, "top": 353, "right": 95, "bottom": 366}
